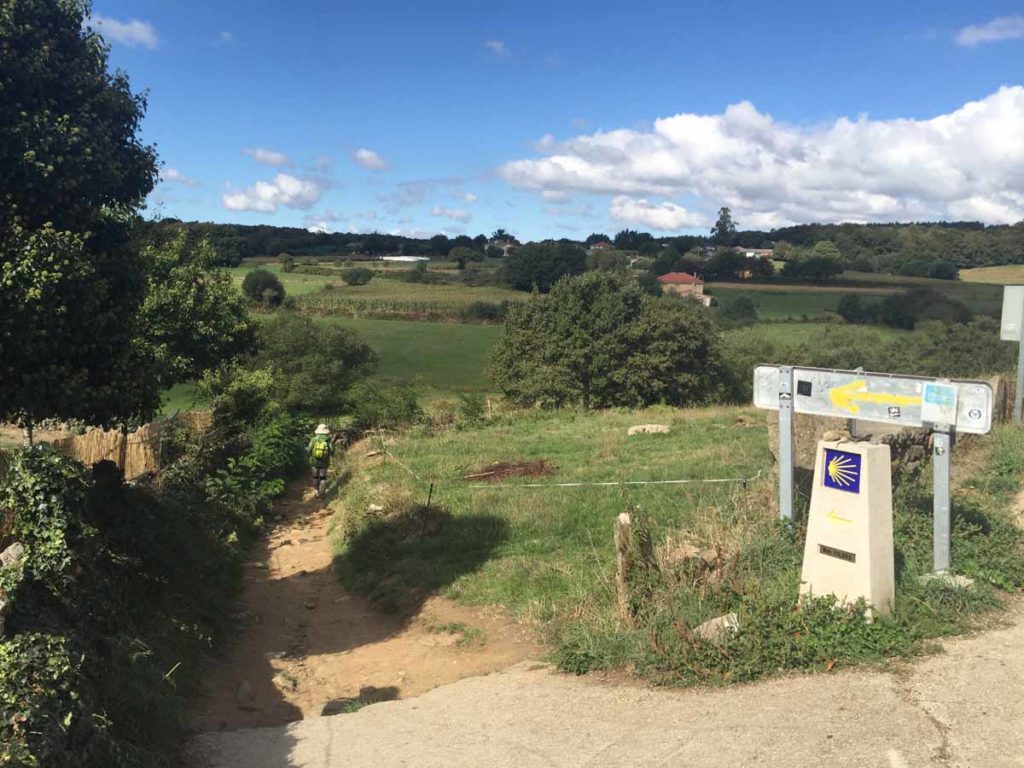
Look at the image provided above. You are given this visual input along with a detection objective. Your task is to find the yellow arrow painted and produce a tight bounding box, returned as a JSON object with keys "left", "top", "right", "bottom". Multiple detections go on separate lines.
{"left": 828, "top": 379, "right": 922, "bottom": 415}
{"left": 827, "top": 510, "right": 853, "bottom": 526}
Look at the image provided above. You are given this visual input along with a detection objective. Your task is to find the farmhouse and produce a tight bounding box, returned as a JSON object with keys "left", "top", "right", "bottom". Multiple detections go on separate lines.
{"left": 657, "top": 272, "right": 712, "bottom": 306}
{"left": 587, "top": 241, "right": 613, "bottom": 255}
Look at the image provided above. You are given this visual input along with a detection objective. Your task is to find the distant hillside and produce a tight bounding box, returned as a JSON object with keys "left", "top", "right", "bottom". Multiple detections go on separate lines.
{"left": 140, "top": 218, "right": 1024, "bottom": 272}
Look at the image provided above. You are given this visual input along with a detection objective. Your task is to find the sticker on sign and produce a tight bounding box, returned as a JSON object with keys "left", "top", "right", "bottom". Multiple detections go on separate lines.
{"left": 753, "top": 366, "right": 993, "bottom": 434}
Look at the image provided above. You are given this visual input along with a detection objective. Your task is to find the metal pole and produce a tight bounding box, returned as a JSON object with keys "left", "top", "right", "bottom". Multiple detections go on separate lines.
{"left": 932, "top": 426, "right": 952, "bottom": 573}
{"left": 778, "top": 365, "right": 795, "bottom": 521}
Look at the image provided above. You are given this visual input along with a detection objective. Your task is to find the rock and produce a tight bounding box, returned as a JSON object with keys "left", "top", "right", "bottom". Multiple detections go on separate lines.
{"left": 0, "top": 543, "right": 25, "bottom": 570}
{"left": 235, "top": 680, "right": 258, "bottom": 710}
{"left": 821, "top": 430, "right": 852, "bottom": 442}
{"left": 627, "top": 424, "right": 671, "bottom": 436}
{"left": 272, "top": 671, "right": 298, "bottom": 692}
{"left": 368, "top": 504, "right": 385, "bottom": 513}
{"left": 694, "top": 612, "right": 740, "bottom": 642}
{"left": 919, "top": 572, "right": 975, "bottom": 590}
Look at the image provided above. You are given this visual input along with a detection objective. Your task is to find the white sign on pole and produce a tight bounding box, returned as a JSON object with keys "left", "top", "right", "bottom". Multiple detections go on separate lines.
{"left": 753, "top": 366, "right": 993, "bottom": 435}
{"left": 1001, "top": 285, "right": 1024, "bottom": 342}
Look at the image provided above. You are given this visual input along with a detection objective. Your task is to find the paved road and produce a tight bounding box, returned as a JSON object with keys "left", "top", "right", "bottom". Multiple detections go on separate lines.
{"left": 188, "top": 601, "right": 1024, "bottom": 768}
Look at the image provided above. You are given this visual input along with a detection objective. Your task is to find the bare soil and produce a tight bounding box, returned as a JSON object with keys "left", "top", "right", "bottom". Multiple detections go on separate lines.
{"left": 462, "top": 459, "right": 556, "bottom": 482}
{"left": 192, "top": 480, "right": 539, "bottom": 732}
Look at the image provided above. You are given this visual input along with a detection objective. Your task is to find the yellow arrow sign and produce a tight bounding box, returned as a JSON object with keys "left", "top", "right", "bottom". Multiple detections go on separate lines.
{"left": 827, "top": 510, "right": 853, "bottom": 526}
{"left": 828, "top": 379, "right": 922, "bottom": 415}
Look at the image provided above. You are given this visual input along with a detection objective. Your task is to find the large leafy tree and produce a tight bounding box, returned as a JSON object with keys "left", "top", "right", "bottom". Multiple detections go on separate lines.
{"left": 491, "top": 272, "right": 724, "bottom": 408}
{"left": 710, "top": 207, "right": 737, "bottom": 246}
{"left": 252, "top": 314, "right": 378, "bottom": 415}
{"left": 502, "top": 241, "right": 587, "bottom": 292}
{"left": 0, "top": 0, "right": 158, "bottom": 431}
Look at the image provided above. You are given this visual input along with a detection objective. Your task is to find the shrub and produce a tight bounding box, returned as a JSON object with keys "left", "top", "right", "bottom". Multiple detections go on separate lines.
{"left": 342, "top": 267, "right": 374, "bottom": 286}
{"left": 348, "top": 382, "right": 423, "bottom": 431}
{"left": 241, "top": 268, "right": 285, "bottom": 307}
{"left": 461, "top": 301, "right": 507, "bottom": 323}
{"left": 491, "top": 272, "right": 724, "bottom": 408}
{"left": 253, "top": 314, "right": 378, "bottom": 415}
{"left": 929, "top": 261, "right": 959, "bottom": 280}
{"left": 720, "top": 296, "right": 758, "bottom": 327}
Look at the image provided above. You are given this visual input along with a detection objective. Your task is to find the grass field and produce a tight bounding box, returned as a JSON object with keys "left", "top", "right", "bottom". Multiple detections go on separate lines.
{"left": 961, "top": 265, "right": 1024, "bottom": 285}
{"left": 710, "top": 272, "right": 1003, "bottom": 319}
{"left": 226, "top": 263, "right": 332, "bottom": 296}
{"left": 331, "top": 405, "right": 1024, "bottom": 684}
{"left": 332, "top": 405, "right": 772, "bottom": 618}
{"left": 324, "top": 317, "right": 504, "bottom": 396}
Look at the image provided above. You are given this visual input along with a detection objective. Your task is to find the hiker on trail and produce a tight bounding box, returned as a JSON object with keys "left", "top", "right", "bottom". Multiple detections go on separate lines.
{"left": 308, "top": 423, "right": 335, "bottom": 499}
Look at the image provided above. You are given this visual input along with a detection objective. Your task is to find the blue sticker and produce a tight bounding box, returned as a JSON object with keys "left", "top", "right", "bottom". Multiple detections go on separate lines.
{"left": 823, "top": 449, "right": 861, "bottom": 494}
{"left": 924, "top": 384, "right": 955, "bottom": 407}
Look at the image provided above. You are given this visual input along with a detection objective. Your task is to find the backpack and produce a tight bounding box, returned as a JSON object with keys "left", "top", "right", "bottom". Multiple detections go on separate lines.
{"left": 311, "top": 437, "right": 330, "bottom": 461}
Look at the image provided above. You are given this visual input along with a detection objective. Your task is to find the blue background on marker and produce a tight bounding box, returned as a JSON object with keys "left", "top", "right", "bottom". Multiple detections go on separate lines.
{"left": 823, "top": 449, "right": 862, "bottom": 494}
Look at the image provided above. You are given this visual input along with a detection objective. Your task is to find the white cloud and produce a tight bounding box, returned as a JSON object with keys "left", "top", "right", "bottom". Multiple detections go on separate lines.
{"left": 956, "top": 16, "right": 1024, "bottom": 46}
{"left": 222, "top": 174, "right": 326, "bottom": 213}
{"left": 313, "top": 154, "right": 334, "bottom": 172}
{"left": 541, "top": 190, "right": 570, "bottom": 203}
{"left": 461, "top": 192, "right": 478, "bottom": 203}
{"left": 500, "top": 87, "right": 1024, "bottom": 226}
{"left": 161, "top": 168, "right": 200, "bottom": 187}
{"left": 610, "top": 196, "right": 703, "bottom": 231}
{"left": 89, "top": 16, "right": 158, "bottom": 49}
{"left": 484, "top": 40, "right": 510, "bottom": 56}
{"left": 218, "top": 31, "right": 234, "bottom": 45}
{"left": 351, "top": 148, "right": 389, "bottom": 170}
{"left": 431, "top": 205, "right": 472, "bottom": 223}
{"left": 243, "top": 147, "right": 291, "bottom": 167}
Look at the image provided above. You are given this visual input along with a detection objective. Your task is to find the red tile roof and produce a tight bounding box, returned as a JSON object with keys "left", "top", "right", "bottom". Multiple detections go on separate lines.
{"left": 657, "top": 272, "right": 703, "bottom": 285}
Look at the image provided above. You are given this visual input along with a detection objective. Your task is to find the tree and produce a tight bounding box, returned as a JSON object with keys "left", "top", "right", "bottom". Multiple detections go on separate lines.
{"left": 585, "top": 248, "right": 629, "bottom": 272}
{"left": 450, "top": 246, "right": 484, "bottom": 269}
{"left": 613, "top": 229, "right": 654, "bottom": 251}
{"left": 342, "top": 267, "right": 374, "bottom": 286}
{"left": 710, "top": 207, "right": 737, "bottom": 246}
{"left": 502, "top": 241, "right": 587, "bottom": 292}
{"left": 242, "top": 268, "right": 286, "bottom": 307}
{"left": 837, "top": 294, "right": 870, "bottom": 324}
{"left": 812, "top": 240, "right": 843, "bottom": 262}
{"left": 491, "top": 228, "right": 518, "bottom": 244}
{"left": 585, "top": 233, "right": 611, "bottom": 246}
{"left": 252, "top": 314, "right": 378, "bottom": 414}
{"left": 928, "top": 261, "right": 959, "bottom": 280}
{"left": 485, "top": 244, "right": 504, "bottom": 259}
{"left": 428, "top": 234, "right": 451, "bottom": 257}
{"left": 490, "top": 272, "right": 723, "bottom": 408}
{"left": 721, "top": 296, "right": 759, "bottom": 326}
{"left": 0, "top": 0, "right": 159, "bottom": 433}
{"left": 133, "top": 232, "right": 255, "bottom": 410}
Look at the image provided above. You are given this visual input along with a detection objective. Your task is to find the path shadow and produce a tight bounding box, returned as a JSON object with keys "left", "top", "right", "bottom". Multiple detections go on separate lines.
{"left": 320, "top": 686, "right": 400, "bottom": 716}
{"left": 188, "top": 484, "right": 508, "bottom": 767}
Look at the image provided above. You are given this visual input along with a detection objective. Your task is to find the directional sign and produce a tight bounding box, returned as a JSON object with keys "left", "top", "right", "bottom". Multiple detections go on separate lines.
{"left": 1001, "top": 285, "right": 1024, "bottom": 342}
{"left": 753, "top": 366, "right": 993, "bottom": 434}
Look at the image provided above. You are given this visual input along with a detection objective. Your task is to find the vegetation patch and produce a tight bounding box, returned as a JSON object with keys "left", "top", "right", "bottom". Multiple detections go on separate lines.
{"left": 462, "top": 460, "right": 557, "bottom": 483}
{"left": 331, "top": 406, "right": 1024, "bottom": 690}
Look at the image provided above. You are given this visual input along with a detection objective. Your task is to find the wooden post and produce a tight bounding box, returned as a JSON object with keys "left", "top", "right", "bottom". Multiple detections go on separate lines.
{"left": 117, "top": 424, "right": 129, "bottom": 474}
{"left": 614, "top": 512, "right": 633, "bottom": 625}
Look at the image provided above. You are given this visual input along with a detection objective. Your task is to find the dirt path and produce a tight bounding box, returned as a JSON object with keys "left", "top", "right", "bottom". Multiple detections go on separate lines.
{"left": 192, "top": 481, "right": 539, "bottom": 731}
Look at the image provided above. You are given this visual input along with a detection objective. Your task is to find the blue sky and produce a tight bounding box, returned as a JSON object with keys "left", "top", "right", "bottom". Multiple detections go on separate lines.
{"left": 93, "top": 1, "right": 1024, "bottom": 240}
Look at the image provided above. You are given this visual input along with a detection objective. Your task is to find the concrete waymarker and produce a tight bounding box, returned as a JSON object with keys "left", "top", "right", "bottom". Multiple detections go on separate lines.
{"left": 801, "top": 440, "right": 894, "bottom": 616}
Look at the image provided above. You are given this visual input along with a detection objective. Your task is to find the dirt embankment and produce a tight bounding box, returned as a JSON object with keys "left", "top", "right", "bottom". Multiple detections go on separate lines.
{"left": 192, "top": 480, "right": 539, "bottom": 732}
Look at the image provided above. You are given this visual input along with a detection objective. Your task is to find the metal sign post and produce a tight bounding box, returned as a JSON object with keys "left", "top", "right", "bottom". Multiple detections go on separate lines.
{"left": 932, "top": 425, "right": 952, "bottom": 573}
{"left": 754, "top": 365, "right": 993, "bottom": 574}
{"left": 778, "top": 366, "right": 794, "bottom": 521}
{"left": 999, "top": 286, "right": 1024, "bottom": 424}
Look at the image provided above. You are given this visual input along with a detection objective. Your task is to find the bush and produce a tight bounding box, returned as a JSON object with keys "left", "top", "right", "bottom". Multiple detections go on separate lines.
{"left": 253, "top": 314, "right": 379, "bottom": 415}
{"left": 720, "top": 296, "right": 758, "bottom": 327}
{"left": 348, "top": 382, "right": 423, "bottom": 431}
{"left": 461, "top": 301, "right": 508, "bottom": 323}
{"left": 928, "top": 261, "right": 959, "bottom": 280}
{"left": 491, "top": 272, "right": 724, "bottom": 408}
{"left": 502, "top": 242, "right": 587, "bottom": 292}
{"left": 241, "top": 268, "right": 286, "bottom": 307}
{"left": 342, "top": 267, "right": 374, "bottom": 286}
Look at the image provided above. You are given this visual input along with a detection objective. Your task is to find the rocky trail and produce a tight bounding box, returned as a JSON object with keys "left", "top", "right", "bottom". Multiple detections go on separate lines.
{"left": 191, "top": 480, "right": 539, "bottom": 732}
